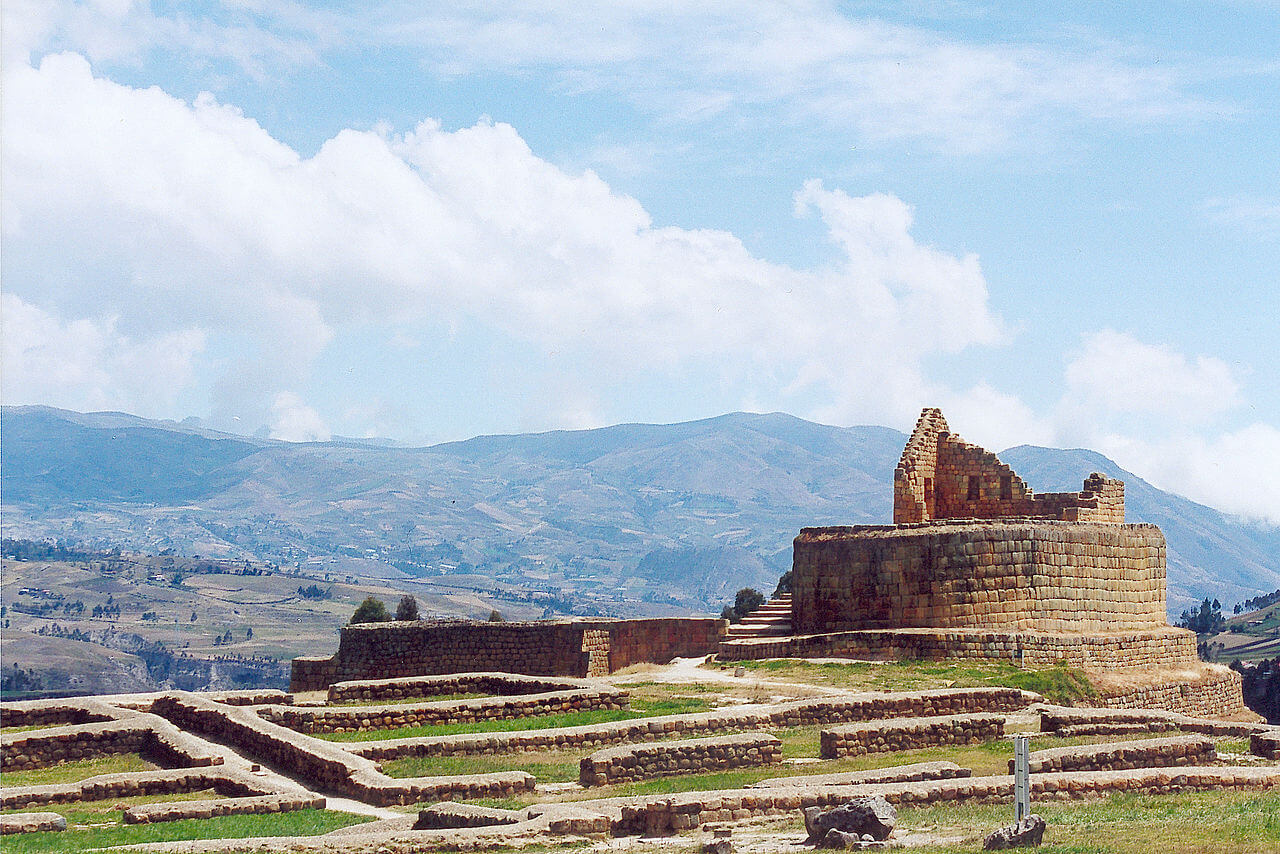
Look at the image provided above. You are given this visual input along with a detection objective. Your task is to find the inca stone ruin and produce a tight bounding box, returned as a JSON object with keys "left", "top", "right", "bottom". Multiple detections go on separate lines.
{"left": 2, "top": 406, "right": 1274, "bottom": 851}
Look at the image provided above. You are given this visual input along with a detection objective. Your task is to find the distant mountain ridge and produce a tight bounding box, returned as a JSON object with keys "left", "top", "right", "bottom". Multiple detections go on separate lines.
{"left": 4, "top": 405, "right": 1278, "bottom": 616}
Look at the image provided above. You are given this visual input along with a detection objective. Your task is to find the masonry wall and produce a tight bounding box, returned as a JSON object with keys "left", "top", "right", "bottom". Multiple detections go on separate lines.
{"left": 791, "top": 521, "right": 1167, "bottom": 635}
{"left": 291, "top": 618, "right": 724, "bottom": 692}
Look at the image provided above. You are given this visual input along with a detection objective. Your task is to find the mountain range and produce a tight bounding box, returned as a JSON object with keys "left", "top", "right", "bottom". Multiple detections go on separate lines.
{"left": 4, "top": 405, "right": 1279, "bottom": 617}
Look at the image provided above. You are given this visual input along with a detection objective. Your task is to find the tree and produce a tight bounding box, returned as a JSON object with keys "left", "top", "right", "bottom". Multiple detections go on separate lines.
{"left": 722, "top": 588, "right": 766, "bottom": 623}
{"left": 1178, "top": 597, "right": 1226, "bottom": 635}
{"left": 395, "top": 595, "right": 420, "bottom": 622}
{"left": 772, "top": 571, "right": 792, "bottom": 598}
{"left": 487, "top": 609, "right": 504, "bottom": 622}
{"left": 246, "top": 627, "right": 254, "bottom": 639}
{"left": 350, "top": 596, "right": 391, "bottom": 624}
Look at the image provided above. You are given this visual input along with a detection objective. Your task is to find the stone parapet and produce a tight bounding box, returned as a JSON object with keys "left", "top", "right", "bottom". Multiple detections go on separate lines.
{"left": 1014, "top": 736, "right": 1215, "bottom": 774}
{"left": 580, "top": 733, "right": 782, "bottom": 786}
{"left": 819, "top": 714, "right": 1004, "bottom": 758}
{"left": 348, "top": 687, "right": 1033, "bottom": 761}
{"left": 719, "top": 626, "right": 1197, "bottom": 670}
{"left": 262, "top": 687, "right": 629, "bottom": 734}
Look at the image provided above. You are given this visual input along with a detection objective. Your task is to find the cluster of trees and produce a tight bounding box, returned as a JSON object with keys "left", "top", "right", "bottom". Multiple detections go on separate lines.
{"left": 721, "top": 588, "right": 766, "bottom": 623}
{"left": 1178, "top": 598, "right": 1226, "bottom": 635}
{"left": 1, "top": 664, "right": 44, "bottom": 693}
{"left": 1235, "top": 589, "right": 1280, "bottom": 615}
{"left": 212, "top": 627, "right": 253, "bottom": 646}
{"left": 91, "top": 603, "right": 122, "bottom": 619}
{"left": 297, "top": 584, "right": 331, "bottom": 600}
{"left": 349, "top": 595, "right": 420, "bottom": 624}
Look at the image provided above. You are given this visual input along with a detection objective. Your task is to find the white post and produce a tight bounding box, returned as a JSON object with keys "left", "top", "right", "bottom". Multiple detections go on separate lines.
{"left": 1013, "top": 735, "right": 1031, "bottom": 822}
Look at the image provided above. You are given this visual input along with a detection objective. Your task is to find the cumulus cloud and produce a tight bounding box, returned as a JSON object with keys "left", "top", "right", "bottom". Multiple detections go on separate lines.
{"left": 3, "top": 51, "right": 1003, "bottom": 434}
{"left": 270, "top": 392, "right": 331, "bottom": 442}
{"left": 1, "top": 293, "right": 205, "bottom": 416}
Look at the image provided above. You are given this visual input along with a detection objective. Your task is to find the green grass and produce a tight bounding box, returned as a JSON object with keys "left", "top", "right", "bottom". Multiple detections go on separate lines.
{"left": 1, "top": 724, "right": 63, "bottom": 734}
{"left": 895, "top": 789, "right": 1280, "bottom": 853}
{"left": 0, "top": 808, "right": 370, "bottom": 854}
{"left": 383, "top": 749, "right": 584, "bottom": 783}
{"left": 721, "top": 658, "right": 1097, "bottom": 704}
{"left": 317, "top": 694, "right": 712, "bottom": 742}
{"left": 0, "top": 753, "right": 157, "bottom": 787}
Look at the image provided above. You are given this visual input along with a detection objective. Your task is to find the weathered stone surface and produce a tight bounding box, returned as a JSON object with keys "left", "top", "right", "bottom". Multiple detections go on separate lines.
{"left": 805, "top": 796, "right": 897, "bottom": 843}
{"left": 415, "top": 802, "right": 525, "bottom": 829}
{"left": 580, "top": 733, "right": 781, "bottom": 786}
{"left": 820, "top": 714, "right": 1004, "bottom": 759}
{"left": 1014, "top": 736, "right": 1215, "bottom": 774}
{"left": 0, "top": 812, "right": 66, "bottom": 835}
{"left": 983, "top": 814, "right": 1046, "bottom": 849}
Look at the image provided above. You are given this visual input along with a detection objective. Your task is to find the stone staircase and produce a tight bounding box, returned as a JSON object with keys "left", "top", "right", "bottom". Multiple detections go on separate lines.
{"left": 723, "top": 594, "right": 793, "bottom": 640}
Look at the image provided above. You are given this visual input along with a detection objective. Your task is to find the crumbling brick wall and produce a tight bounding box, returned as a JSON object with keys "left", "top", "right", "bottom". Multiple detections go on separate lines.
{"left": 893, "top": 408, "right": 1124, "bottom": 524}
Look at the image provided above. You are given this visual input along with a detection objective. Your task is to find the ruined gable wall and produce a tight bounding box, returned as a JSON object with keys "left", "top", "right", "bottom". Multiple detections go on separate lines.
{"left": 893, "top": 408, "right": 947, "bottom": 524}
{"left": 791, "top": 521, "right": 1167, "bottom": 635}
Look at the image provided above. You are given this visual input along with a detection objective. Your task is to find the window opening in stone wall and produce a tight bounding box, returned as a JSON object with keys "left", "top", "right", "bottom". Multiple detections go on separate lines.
{"left": 967, "top": 476, "right": 980, "bottom": 501}
{"left": 1001, "top": 475, "right": 1012, "bottom": 500}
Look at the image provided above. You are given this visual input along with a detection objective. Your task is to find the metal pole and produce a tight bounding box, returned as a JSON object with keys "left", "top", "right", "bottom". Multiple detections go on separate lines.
{"left": 1013, "top": 735, "right": 1031, "bottom": 822}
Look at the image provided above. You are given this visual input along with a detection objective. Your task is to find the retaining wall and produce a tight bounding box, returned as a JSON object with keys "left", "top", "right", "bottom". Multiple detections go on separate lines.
{"left": 1094, "top": 667, "right": 1249, "bottom": 717}
{"left": 580, "top": 733, "right": 782, "bottom": 786}
{"left": 819, "top": 714, "right": 1004, "bottom": 758}
{"left": 719, "top": 626, "right": 1197, "bottom": 670}
{"left": 327, "top": 673, "right": 590, "bottom": 704}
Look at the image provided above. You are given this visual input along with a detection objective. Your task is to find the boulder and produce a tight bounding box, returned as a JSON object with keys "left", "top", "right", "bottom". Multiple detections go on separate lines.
{"left": 982, "top": 814, "right": 1046, "bottom": 849}
{"left": 804, "top": 796, "right": 897, "bottom": 843}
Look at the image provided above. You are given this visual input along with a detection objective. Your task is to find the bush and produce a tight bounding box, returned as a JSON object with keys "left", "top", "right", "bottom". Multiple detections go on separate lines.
{"left": 772, "top": 570, "right": 792, "bottom": 597}
{"left": 721, "top": 587, "right": 766, "bottom": 623}
{"left": 350, "top": 596, "right": 391, "bottom": 624}
{"left": 395, "top": 595, "right": 420, "bottom": 621}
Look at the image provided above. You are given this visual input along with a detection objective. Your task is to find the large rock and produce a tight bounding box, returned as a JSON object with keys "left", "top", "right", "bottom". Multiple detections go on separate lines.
{"left": 983, "top": 814, "right": 1046, "bottom": 849}
{"left": 804, "top": 796, "right": 897, "bottom": 843}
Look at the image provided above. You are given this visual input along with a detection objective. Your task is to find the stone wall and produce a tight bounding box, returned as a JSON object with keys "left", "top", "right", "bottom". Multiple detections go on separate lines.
{"left": 1250, "top": 732, "right": 1279, "bottom": 759}
{"left": 350, "top": 687, "right": 1032, "bottom": 761}
{"left": 1, "top": 768, "right": 274, "bottom": 810}
{"left": 1014, "top": 736, "right": 1215, "bottom": 774}
{"left": 719, "top": 626, "right": 1198, "bottom": 670}
{"left": 1038, "top": 705, "right": 1275, "bottom": 739}
{"left": 326, "top": 673, "right": 589, "bottom": 704}
{"left": 791, "top": 521, "right": 1169, "bottom": 635}
{"left": 261, "top": 687, "right": 629, "bottom": 734}
{"left": 1094, "top": 667, "right": 1249, "bottom": 718}
{"left": 818, "top": 714, "right": 1004, "bottom": 758}
{"left": 579, "top": 733, "right": 782, "bottom": 786}
{"left": 893, "top": 408, "right": 1124, "bottom": 525}
{"left": 291, "top": 617, "right": 724, "bottom": 691}
{"left": 1, "top": 714, "right": 223, "bottom": 772}
{"left": 122, "top": 792, "right": 325, "bottom": 824}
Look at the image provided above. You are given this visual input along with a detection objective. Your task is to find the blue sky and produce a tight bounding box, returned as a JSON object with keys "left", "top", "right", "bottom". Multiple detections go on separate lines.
{"left": 3, "top": 1, "right": 1278, "bottom": 521}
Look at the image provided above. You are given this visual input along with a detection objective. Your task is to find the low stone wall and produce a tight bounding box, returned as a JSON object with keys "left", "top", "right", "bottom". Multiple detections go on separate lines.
{"left": 0, "top": 813, "right": 66, "bottom": 835}
{"left": 150, "top": 692, "right": 534, "bottom": 806}
{"left": 327, "top": 673, "right": 589, "bottom": 704}
{"left": 579, "top": 733, "right": 782, "bottom": 786}
{"left": 349, "top": 687, "right": 1034, "bottom": 761}
{"left": 749, "top": 761, "right": 971, "bottom": 789}
{"left": 262, "top": 688, "right": 629, "bottom": 735}
{"left": 1039, "top": 706, "right": 1275, "bottom": 739}
{"left": 0, "top": 698, "right": 122, "bottom": 730}
{"left": 1, "top": 768, "right": 274, "bottom": 810}
{"left": 1012, "top": 736, "right": 1215, "bottom": 774}
{"left": 0, "top": 711, "right": 224, "bottom": 773}
{"left": 415, "top": 802, "right": 525, "bottom": 829}
{"left": 719, "top": 626, "right": 1197, "bottom": 670}
{"left": 1251, "top": 732, "right": 1279, "bottom": 759}
{"left": 123, "top": 792, "right": 326, "bottom": 824}
{"left": 601, "top": 766, "right": 1280, "bottom": 836}
{"left": 819, "top": 714, "right": 1004, "bottom": 758}
{"left": 1094, "top": 667, "right": 1249, "bottom": 718}
{"left": 292, "top": 617, "right": 725, "bottom": 691}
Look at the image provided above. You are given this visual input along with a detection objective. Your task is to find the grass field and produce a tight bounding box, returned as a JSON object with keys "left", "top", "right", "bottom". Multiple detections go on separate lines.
{"left": 0, "top": 808, "right": 370, "bottom": 854}
{"left": 0, "top": 753, "right": 157, "bottom": 787}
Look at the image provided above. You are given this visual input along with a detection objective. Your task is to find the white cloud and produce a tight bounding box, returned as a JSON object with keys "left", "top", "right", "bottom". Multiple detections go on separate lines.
{"left": 1062, "top": 329, "right": 1239, "bottom": 423}
{"left": 3, "top": 51, "right": 1002, "bottom": 434}
{"left": 1205, "top": 195, "right": 1280, "bottom": 239}
{"left": 269, "top": 392, "right": 330, "bottom": 442}
{"left": 6, "top": 2, "right": 1212, "bottom": 155}
{"left": 1, "top": 294, "right": 205, "bottom": 416}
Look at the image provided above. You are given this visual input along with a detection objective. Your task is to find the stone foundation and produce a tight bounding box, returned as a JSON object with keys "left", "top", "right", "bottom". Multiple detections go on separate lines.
{"left": 819, "top": 714, "right": 1004, "bottom": 758}
{"left": 579, "top": 733, "right": 782, "bottom": 786}
{"left": 718, "top": 626, "right": 1197, "bottom": 669}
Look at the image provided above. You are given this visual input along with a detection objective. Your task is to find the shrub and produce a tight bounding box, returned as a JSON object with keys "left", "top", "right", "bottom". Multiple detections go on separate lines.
{"left": 350, "top": 596, "right": 391, "bottom": 624}
{"left": 395, "top": 595, "right": 420, "bottom": 621}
